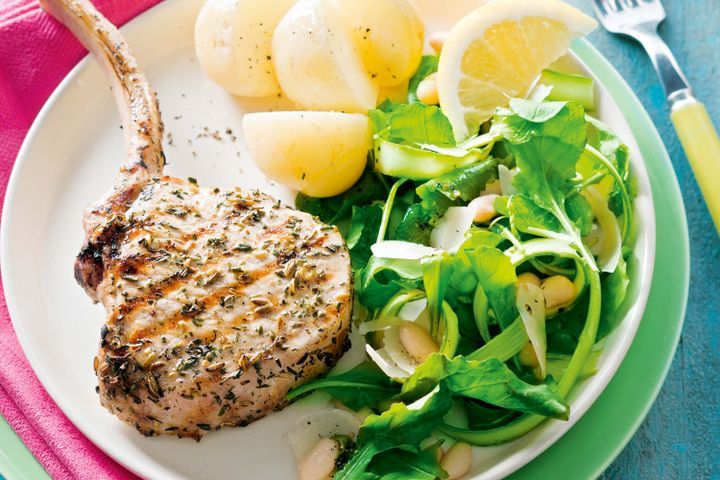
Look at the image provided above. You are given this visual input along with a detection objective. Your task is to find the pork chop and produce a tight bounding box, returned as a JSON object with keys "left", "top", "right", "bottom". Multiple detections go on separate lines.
{"left": 41, "top": 0, "right": 353, "bottom": 439}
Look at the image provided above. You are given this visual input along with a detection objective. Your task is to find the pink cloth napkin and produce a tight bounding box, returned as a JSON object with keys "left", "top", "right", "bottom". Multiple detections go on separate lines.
{"left": 0, "top": 1, "right": 163, "bottom": 478}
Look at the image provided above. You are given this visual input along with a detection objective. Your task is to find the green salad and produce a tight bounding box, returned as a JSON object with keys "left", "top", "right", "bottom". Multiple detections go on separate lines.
{"left": 287, "top": 57, "right": 636, "bottom": 479}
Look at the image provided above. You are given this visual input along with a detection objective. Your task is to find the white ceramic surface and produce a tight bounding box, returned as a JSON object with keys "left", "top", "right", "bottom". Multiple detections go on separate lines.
{"left": 0, "top": 1, "right": 656, "bottom": 479}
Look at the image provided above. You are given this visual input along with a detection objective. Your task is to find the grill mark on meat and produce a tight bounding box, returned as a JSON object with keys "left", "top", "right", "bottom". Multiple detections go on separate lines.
{"left": 125, "top": 265, "right": 279, "bottom": 342}
{"left": 105, "top": 213, "right": 296, "bottom": 325}
{"left": 108, "top": 254, "right": 245, "bottom": 324}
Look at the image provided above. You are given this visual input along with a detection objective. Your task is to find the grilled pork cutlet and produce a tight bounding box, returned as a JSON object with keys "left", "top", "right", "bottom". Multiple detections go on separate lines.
{"left": 41, "top": 0, "right": 353, "bottom": 439}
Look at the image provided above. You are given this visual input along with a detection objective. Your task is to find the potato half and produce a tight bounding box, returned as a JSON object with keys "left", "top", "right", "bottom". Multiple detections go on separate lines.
{"left": 337, "top": 0, "right": 424, "bottom": 87}
{"left": 243, "top": 111, "right": 371, "bottom": 197}
{"left": 194, "top": 0, "right": 295, "bottom": 97}
{"left": 272, "top": 0, "right": 378, "bottom": 113}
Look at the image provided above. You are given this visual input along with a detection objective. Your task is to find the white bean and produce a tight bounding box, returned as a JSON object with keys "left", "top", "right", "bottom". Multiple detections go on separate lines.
{"left": 469, "top": 194, "right": 499, "bottom": 223}
{"left": 416, "top": 73, "right": 439, "bottom": 105}
{"left": 441, "top": 442, "right": 473, "bottom": 480}
{"left": 428, "top": 31, "right": 449, "bottom": 54}
{"left": 298, "top": 437, "right": 339, "bottom": 480}
{"left": 398, "top": 323, "right": 439, "bottom": 363}
{"left": 541, "top": 275, "right": 576, "bottom": 310}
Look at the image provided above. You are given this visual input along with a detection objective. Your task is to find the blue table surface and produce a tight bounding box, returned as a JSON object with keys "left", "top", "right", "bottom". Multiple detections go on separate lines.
{"left": 562, "top": 1, "right": 720, "bottom": 479}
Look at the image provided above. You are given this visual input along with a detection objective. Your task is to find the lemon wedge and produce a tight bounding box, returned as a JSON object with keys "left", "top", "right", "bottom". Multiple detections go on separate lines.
{"left": 437, "top": 0, "right": 597, "bottom": 140}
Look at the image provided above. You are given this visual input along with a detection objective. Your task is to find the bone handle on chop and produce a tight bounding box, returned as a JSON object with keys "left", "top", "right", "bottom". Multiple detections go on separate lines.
{"left": 40, "top": 0, "right": 166, "bottom": 300}
{"left": 40, "top": 0, "right": 165, "bottom": 177}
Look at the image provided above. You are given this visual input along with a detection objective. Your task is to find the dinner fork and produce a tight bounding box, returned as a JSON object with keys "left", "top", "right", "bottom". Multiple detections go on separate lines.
{"left": 593, "top": 0, "right": 720, "bottom": 232}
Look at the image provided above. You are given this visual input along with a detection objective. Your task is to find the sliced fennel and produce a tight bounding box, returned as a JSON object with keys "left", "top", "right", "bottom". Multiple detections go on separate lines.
{"left": 371, "top": 240, "right": 439, "bottom": 260}
{"left": 583, "top": 144, "right": 633, "bottom": 243}
{"left": 582, "top": 186, "right": 621, "bottom": 273}
{"left": 384, "top": 326, "right": 422, "bottom": 375}
{"left": 285, "top": 409, "right": 361, "bottom": 459}
{"left": 430, "top": 206, "right": 475, "bottom": 252}
{"left": 516, "top": 282, "right": 547, "bottom": 378}
{"left": 399, "top": 298, "right": 429, "bottom": 322}
{"left": 366, "top": 344, "right": 412, "bottom": 379}
{"left": 458, "top": 131, "right": 500, "bottom": 150}
{"left": 361, "top": 290, "right": 433, "bottom": 378}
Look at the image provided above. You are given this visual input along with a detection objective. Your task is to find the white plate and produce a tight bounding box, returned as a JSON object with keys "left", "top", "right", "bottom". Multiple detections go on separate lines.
{"left": 1, "top": 1, "right": 656, "bottom": 479}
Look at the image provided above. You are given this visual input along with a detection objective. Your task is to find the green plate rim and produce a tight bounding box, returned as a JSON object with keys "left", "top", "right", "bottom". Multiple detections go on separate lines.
{"left": 0, "top": 39, "right": 689, "bottom": 480}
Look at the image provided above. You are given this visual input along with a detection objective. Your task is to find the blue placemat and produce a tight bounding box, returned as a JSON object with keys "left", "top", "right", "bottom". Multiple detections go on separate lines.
{"left": 563, "top": 1, "right": 720, "bottom": 478}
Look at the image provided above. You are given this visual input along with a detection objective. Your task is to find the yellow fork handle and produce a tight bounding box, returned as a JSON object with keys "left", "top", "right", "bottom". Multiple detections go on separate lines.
{"left": 671, "top": 99, "right": 720, "bottom": 233}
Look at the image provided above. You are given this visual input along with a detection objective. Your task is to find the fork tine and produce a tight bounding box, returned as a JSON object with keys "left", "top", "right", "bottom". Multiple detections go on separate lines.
{"left": 593, "top": 0, "right": 668, "bottom": 36}
{"left": 599, "top": 0, "right": 613, "bottom": 13}
{"left": 592, "top": 0, "right": 608, "bottom": 16}
{"left": 600, "top": 0, "right": 619, "bottom": 13}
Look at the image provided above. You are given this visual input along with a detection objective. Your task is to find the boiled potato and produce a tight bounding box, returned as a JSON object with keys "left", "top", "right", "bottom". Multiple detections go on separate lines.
{"left": 272, "top": 0, "right": 378, "bottom": 113}
{"left": 194, "top": 0, "right": 295, "bottom": 97}
{"left": 336, "top": 0, "right": 424, "bottom": 87}
{"left": 243, "top": 112, "right": 371, "bottom": 197}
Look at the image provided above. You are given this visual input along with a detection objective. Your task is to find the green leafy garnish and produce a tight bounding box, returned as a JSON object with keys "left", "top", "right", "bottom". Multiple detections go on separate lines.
{"left": 400, "top": 354, "right": 569, "bottom": 419}
{"left": 366, "top": 444, "right": 447, "bottom": 480}
{"left": 465, "top": 247, "right": 518, "bottom": 329}
{"left": 346, "top": 203, "right": 384, "bottom": 270}
{"left": 495, "top": 98, "right": 597, "bottom": 268}
{"left": 372, "top": 103, "right": 455, "bottom": 147}
{"left": 335, "top": 386, "right": 453, "bottom": 480}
